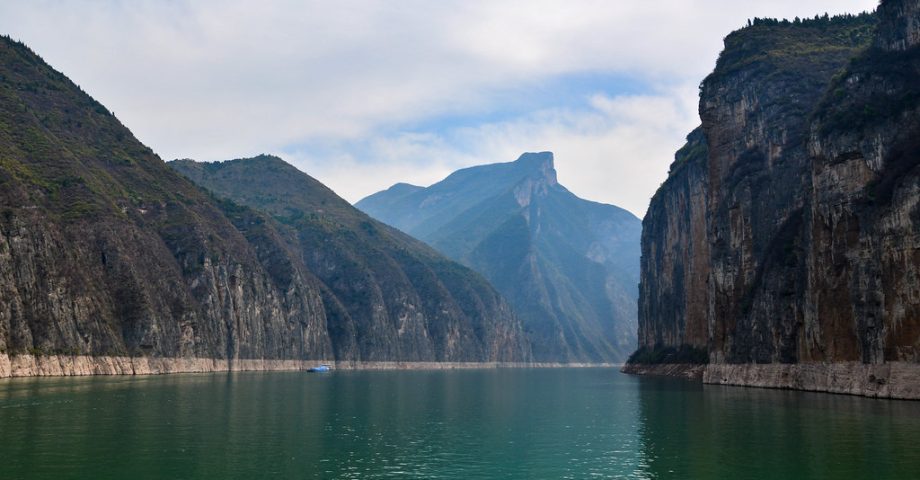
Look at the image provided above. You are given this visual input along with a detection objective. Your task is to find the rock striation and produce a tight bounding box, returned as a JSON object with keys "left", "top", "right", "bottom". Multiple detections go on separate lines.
{"left": 358, "top": 153, "right": 641, "bottom": 363}
{"left": 0, "top": 35, "right": 531, "bottom": 377}
{"left": 628, "top": 0, "right": 920, "bottom": 399}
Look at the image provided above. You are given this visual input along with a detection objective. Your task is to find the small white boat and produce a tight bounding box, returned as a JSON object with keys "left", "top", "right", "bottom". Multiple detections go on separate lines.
{"left": 308, "top": 364, "right": 332, "bottom": 372}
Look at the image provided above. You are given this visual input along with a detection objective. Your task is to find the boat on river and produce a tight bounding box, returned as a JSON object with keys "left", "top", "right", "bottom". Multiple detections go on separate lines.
{"left": 308, "top": 364, "right": 332, "bottom": 372}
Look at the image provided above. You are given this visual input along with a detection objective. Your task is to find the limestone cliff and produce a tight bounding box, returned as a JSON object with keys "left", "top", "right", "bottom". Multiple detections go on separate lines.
{"left": 637, "top": 128, "right": 710, "bottom": 353}
{"left": 628, "top": 0, "right": 920, "bottom": 398}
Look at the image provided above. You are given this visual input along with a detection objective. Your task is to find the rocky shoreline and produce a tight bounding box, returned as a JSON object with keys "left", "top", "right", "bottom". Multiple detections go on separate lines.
{"left": 619, "top": 363, "right": 706, "bottom": 380}
{"left": 623, "top": 362, "right": 920, "bottom": 400}
{"left": 0, "top": 354, "right": 618, "bottom": 379}
{"left": 704, "top": 363, "right": 920, "bottom": 400}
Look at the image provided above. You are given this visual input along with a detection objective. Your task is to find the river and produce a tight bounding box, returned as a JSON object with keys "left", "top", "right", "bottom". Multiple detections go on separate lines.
{"left": 1, "top": 368, "right": 918, "bottom": 479}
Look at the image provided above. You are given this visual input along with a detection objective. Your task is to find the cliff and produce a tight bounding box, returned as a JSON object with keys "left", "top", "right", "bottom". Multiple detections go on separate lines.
{"left": 0, "top": 36, "right": 530, "bottom": 378}
{"left": 628, "top": 0, "right": 920, "bottom": 398}
{"left": 358, "top": 152, "right": 641, "bottom": 363}
{"left": 169, "top": 156, "right": 531, "bottom": 363}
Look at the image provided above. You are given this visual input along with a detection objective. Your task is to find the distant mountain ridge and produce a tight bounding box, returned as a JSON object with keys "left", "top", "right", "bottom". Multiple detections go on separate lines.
{"left": 357, "top": 152, "right": 641, "bottom": 362}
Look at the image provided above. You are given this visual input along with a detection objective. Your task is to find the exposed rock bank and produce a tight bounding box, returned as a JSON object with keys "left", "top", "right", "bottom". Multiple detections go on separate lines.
{"left": 622, "top": 362, "right": 920, "bottom": 399}
{"left": 0, "top": 354, "right": 614, "bottom": 378}
{"left": 704, "top": 363, "right": 920, "bottom": 400}
{"left": 620, "top": 363, "right": 706, "bottom": 381}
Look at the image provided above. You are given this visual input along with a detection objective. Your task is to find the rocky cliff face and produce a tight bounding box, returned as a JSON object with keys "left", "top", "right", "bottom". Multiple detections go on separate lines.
{"left": 0, "top": 36, "right": 530, "bottom": 375}
{"left": 699, "top": 13, "right": 878, "bottom": 365}
{"left": 0, "top": 37, "right": 331, "bottom": 364}
{"left": 807, "top": 1, "right": 920, "bottom": 365}
{"left": 358, "top": 153, "right": 641, "bottom": 363}
{"left": 638, "top": 128, "right": 710, "bottom": 353}
{"left": 631, "top": 0, "right": 920, "bottom": 396}
{"left": 170, "top": 156, "right": 531, "bottom": 363}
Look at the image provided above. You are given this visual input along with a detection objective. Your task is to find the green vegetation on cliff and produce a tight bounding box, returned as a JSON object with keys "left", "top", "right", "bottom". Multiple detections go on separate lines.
{"left": 712, "top": 13, "right": 876, "bottom": 82}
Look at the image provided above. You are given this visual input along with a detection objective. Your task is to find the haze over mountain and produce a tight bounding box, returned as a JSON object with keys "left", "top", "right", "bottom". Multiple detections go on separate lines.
{"left": 358, "top": 153, "right": 641, "bottom": 362}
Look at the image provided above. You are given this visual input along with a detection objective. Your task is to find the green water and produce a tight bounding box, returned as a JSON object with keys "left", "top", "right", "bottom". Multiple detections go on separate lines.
{"left": 0, "top": 369, "right": 918, "bottom": 479}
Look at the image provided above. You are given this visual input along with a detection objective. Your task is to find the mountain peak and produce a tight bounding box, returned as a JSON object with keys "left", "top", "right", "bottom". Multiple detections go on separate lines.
{"left": 388, "top": 182, "right": 424, "bottom": 193}
{"left": 515, "top": 151, "right": 554, "bottom": 168}
{"left": 234, "top": 154, "right": 288, "bottom": 167}
{"left": 356, "top": 152, "right": 641, "bottom": 363}
{"left": 514, "top": 151, "right": 557, "bottom": 185}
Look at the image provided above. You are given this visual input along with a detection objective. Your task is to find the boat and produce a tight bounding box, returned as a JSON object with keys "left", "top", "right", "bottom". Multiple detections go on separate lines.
{"left": 308, "top": 364, "right": 332, "bottom": 372}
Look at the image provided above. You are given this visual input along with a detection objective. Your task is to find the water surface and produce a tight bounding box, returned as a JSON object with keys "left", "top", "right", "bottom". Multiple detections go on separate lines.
{"left": 1, "top": 368, "right": 918, "bottom": 479}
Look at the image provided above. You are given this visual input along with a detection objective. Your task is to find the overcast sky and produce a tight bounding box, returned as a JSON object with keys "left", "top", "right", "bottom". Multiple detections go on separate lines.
{"left": 1, "top": 1, "right": 877, "bottom": 217}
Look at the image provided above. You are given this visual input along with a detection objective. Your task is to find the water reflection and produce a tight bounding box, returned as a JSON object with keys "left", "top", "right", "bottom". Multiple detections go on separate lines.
{"left": 636, "top": 376, "right": 920, "bottom": 479}
{"left": 293, "top": 369, "right": 651, "bottom": 479}
{"left": 1, "top": 369, "right": 918, "bottom": 479}
{"left": 0, "top": 369, "right": 652, "bottom": 479}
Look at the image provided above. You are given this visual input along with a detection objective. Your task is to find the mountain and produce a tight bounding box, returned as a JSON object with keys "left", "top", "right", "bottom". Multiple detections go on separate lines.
{"left": 0, "top": 36, "right": 530, "bottom": 377}
{"left": 169, "top": 155, "right": 531, "bottom": 363}
{"left": 626, "top": 0, "right": 920, "bottom": 399}
{"left": 357, "top": 152, "right": 641, "bottom": 363}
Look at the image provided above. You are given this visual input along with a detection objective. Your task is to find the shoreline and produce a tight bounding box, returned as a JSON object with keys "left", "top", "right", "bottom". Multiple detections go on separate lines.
{"left": 0, "top": 353, "right": 620, "bottom": 379}
{"left": 619, "top": 362, "right": 706, "bottom": 380}
{"left": 622, "top": 361, "right": 920, "bottom": 400}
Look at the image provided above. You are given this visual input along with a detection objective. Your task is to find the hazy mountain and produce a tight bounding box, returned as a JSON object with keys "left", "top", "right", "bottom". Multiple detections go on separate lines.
{"left": 358, "top": 152, "right": 641, "bottom": 362}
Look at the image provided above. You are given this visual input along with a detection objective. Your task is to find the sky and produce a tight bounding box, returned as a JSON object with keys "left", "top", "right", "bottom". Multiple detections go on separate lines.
{"left": 0, "top": 0, "right": 877, "bottom": 217}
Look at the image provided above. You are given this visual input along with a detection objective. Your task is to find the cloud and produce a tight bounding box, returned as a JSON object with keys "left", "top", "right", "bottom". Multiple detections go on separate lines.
{"left": 0, "top": 0, "right": 878, "bottom": 216}
{"left": 286, "top": 83, "right": 699, "bottom": 216}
